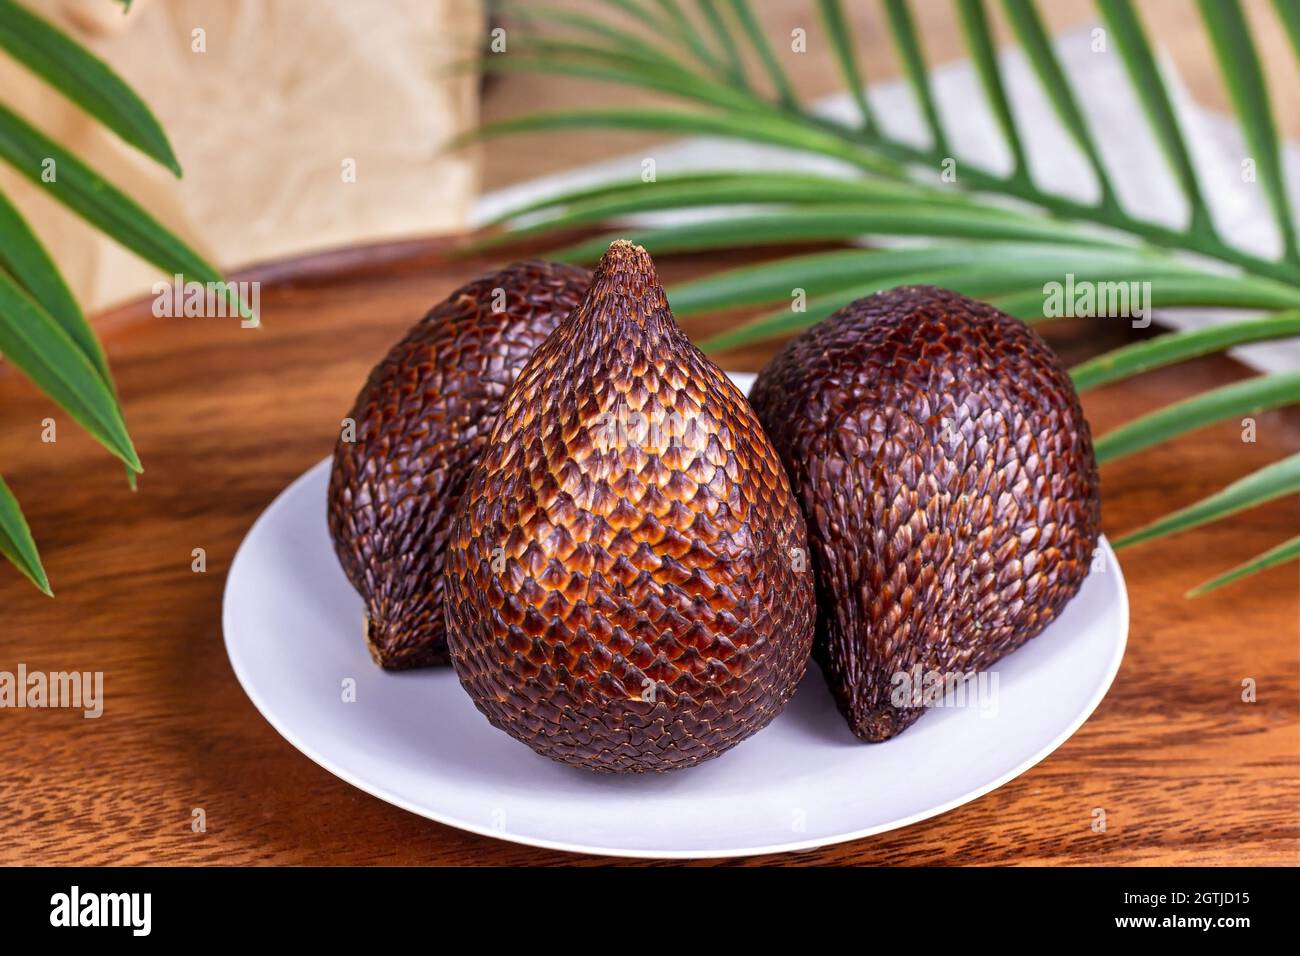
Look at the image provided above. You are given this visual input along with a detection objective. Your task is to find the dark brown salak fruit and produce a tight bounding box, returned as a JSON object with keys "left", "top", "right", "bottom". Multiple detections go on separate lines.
{"left": 750, "top": 286, "right": 1100, "bottom": 742}
{"left": 328, "top": 261, "right": 592, "bottom": 669}
{"left": 443, "top": 241, "right": 816, "bottom": 773}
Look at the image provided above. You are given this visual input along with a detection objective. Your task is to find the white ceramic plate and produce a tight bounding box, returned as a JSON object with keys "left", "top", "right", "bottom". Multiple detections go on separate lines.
{"left": 223, "top": 372, "right": 1129, "bottom": 859}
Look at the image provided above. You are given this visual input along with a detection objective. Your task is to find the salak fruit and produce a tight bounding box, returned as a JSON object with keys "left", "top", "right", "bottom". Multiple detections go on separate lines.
{"left": 443, "top": 241, "right": 816, "bottom": 772}
{"left": 750, "top": 286, "right": 1100, "bottom": 742}
{"left": 328, "top": 261, "right": 591, "bottom": 669}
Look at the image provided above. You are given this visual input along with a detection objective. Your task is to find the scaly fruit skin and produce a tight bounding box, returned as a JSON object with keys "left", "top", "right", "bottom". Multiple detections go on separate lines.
{"left": 750, "top": 286, "right": 1100, "bottom": 742}
{"left": 328, "top": 261, "right": 591, "bottom": 669}
{"left": 443, "top": 241, "right": 815, "bottom": 773}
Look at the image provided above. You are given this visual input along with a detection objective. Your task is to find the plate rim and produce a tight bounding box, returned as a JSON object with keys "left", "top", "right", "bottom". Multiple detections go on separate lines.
{"left": 223, "top": 456, "right": 1129, "bottom": 860}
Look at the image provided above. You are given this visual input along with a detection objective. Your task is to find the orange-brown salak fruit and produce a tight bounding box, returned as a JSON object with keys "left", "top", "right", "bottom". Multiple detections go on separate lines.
{"left": 328, "top": 261, "right": 591, "bottom": 669}
{"left": 443, "top": 241, "right": 816, "bottom": 772}
{"left": 750, "top": 286, "right": 1101, "bottom": 742}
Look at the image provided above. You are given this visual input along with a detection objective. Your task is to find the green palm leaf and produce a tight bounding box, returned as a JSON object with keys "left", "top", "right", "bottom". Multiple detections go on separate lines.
{"left": 462, "top": 107, "right": 904, "bottom": 177}
{"left": 1275, "top": 0, "right": 1300, "bottom": 64}
{"left": 1189, "top": 534, "right": 1300, "bottom": 596}
{"left": 490, "top": 0, "right": 1300, "bottom": 592}
{"left": 474, "top": 43, "right": 762, "bottom": 114}
{"left": 650, "top": 0, "right": 728, "bottom": 76}
{"left": 1115, "top": 451, "right": 1300, "bottom": 549}
{"left": 549, "top": 205, "right": 1133, "bottom": 262}
{"left": 1094, "top": 370, "right": 1300, "bottom": 463}
{"left": 883, "top": 0, "right": 948, "bottom": 154}
{"left": 990, "top": 275, "right": 1300, "bottom": 320}
{"left": 0, "top": 103, "right": 247, "bottom": 320}
{"left": 987, "top": 274, "right": 1300, "bottom": 320}
{"left": 700, "top": 266, "right": 1051, "bottom": 350}
{"left": 0, "top": 475, "right": 49, "bottom": 596}
{"left": 1095, "top": 0, "right": 1213, "bottom": 236}
{"left": 668, "top": 241, "right": 1191, "bottom": 314}
{"left": 1001, "top": 0, "right": 1117, "bottom": 207}
{"left": 1197, "top": 0, "right": 1297, "bottom": 260}
{"left": 484, "top": 170, "right": 973, "bottom": 228}
{"left": 0, "top": 190, "right": 109, "bottom": 383}
{"left": 0, "top": 191, "right": 137, "bottom": 488}
{"left": 955, "top": 0, "right": 1028, "bottom": 181}
{"left": 0, "top": 0, "right": 180, "bottom": 174}
{"left": 600, "top": 0, "right": 663, "bottom": 32}
{"left": 817, "top": 0, "right": 875, "bottom": 130}
{"left": 697, "top": 263, "right": 1286, "bottom": 350}
{"left": 727, "top": 0, "right": 798, "bottom": 108}
{"left": 0, "top": 268, "right": 140, "bottom": 474}
{"left": 505, "top": 3, "right": 696, "bottom": 69}
{"left": 1071, "top": 312, "right": 1300, "bottom": 390}
{"left": 696, "top": 0, "right": 748, "bottom": 88}
{"left": 477, "top": 173, "right": 982, "bottom": 249}
{"left": 0, "top": 0, "right": 236, "bottom": 592}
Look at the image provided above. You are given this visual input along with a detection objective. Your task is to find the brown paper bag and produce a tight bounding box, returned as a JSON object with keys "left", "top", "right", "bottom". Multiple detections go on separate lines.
{"left": 0, "top": 0, "right": 484, "bottom": 315}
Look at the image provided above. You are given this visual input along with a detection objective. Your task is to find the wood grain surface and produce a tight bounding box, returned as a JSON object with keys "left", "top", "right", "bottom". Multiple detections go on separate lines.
{"left": 0, "top": 235, "right": 1296, "bottom": 866}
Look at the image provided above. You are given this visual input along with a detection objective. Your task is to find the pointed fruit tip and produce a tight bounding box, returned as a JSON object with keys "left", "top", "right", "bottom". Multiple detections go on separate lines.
{"left": 582, "top": 240, "right": 674, "bottom": 332}
{"left": 591, "top": 239, "right": 662, "bottom": 294}
{"left": 597, "top": 238, "right": 654, "bottom": 274}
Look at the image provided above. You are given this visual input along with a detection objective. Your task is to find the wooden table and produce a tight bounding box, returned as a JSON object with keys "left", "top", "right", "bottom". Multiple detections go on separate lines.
{"left": 1, "top": 235, "right": 1296, "bottom": 866}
